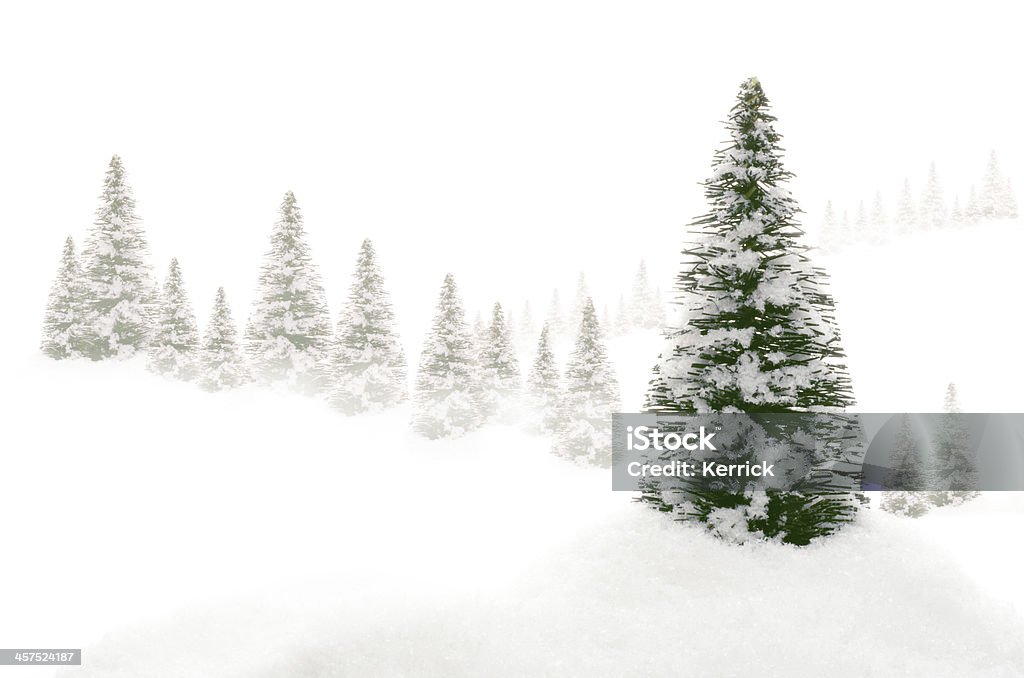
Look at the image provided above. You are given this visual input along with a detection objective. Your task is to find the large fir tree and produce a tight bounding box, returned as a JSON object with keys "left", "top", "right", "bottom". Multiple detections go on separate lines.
{"left": 148, "top": 258, "right": 201, "bottom": 380}
{"left": 412, "top": 274, "right": 481, "bottom": 438}
{"left": 556, "top": 298, "right": 619, "bottom": 466}
{"left": 327, "top": 239, "right": 407, "bottom": 414}
{"left": 642, "top": 78, "right": 857, "bottom": 544}
{"left": 244, "top": 191, "right": 333, "bottom": 394}
{"left": 198, "top": 287, "right": 250, "bottom": 391}
{"left": 41, "top": 236, "right": 86, "bottom": 359}
{"left": 79, "top": 155, "right": 154, "bottom": 359}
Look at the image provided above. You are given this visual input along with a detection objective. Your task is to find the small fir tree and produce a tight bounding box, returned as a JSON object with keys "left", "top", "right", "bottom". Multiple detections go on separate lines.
{"left": 894, "top": 178, "right": 917, "bottom": 234}
{"left": 919, "top": 162, "right": 947, "bottom": 229}
{"left": 880, "top": 415, "right": 930, "bottom": 517}
{"left": 980, "top": 150, "right": 1005, "bottom": 218}
{"left": 327, "top": 239, "right": 408, "bottom": 414}
{"left": 545, "top": 289, "right": 566, "bottom": 337}
{"left": 527, "top": 323, "right": 561, "bottom": 432}
{"left": 198, "top": 287, "right": 250, "bottom": 391}
{"left": 556, "top": 298, "right": 619, "bottom": 466}
{"left": 412, "top": 274, "right": 481, "bottom": 438}
{"left": 147, "top": 258, "right": 200, "bottom": 380}
{"left": 41, "top": 236, "right": 86, "bottom": 359}
{"left": 869, "top": 190, "right": 888, "bottom": 244}
{"left": 244, "top": 191, "right": 333, "bottom": 394}
{"left": 819, "top": 200, "right": 837, "bottom": 252}
{"left": 930, "top": 383, "right": 979, "bottom": 504}
{"left": 477, "top": 302, "right": 522, "bottom": 422}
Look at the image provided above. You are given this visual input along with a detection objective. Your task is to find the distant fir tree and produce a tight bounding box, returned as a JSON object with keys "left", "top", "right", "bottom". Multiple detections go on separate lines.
{"left": 477, "top": 302, "right": 521, "bottom": 422}
{"left": 919, "top": 162, "right": 947, "bottom": 229}
{"left": 854, "top": 200, "right": 867, "bottom": 233}
{"left": 651, "top": 286, "right": 667, "bottom": 328}
{"left": 819, "top": 200, "right": 837, "bottom": 252}
{"left": 643, "top": 78, "right": 858, "bottom": 545}
{"left": 556, "top": 298, "right": 619, "bottom": 466}
{"left": 41, "top": 236, "right": 87, "bottom": 359}
{"left": 949, "top": 194, "right": 964, "bottom": 226}
{"left": 1004, "top": 179, "right": 1019, "bottom": 219}
{"left": 839, "top": 208, "right": 852, "bottom": 247}
{"left": 869, "top": 190, "right": 888, "bottom": 244}
{"left": 965, "top": 185, "right": 982, "bottom": 223}
{"left": 613, "top": 293, "right": 629, "bottom": 336}
{"left": 930, "top": 383, "right": 979, "bottom": 505}
{"left": 980, "top": 150, "right": 1006, "bottom": 219}
{"left": 527, "top": 322, "right": 561, "bottom": 432}
{"left": 629, "top": 260, "right": 660, "bottom": 329}
{"left": 412, "top": 274, "right": 481, "bottom": 438}
{"left": 545, "top": 289, "right": 565, "bottom": 337}
{"left": 471, "top": 310, "right": 489, "bottom": 358}
{"left": 519, "top": 300, "right": 535, "bottom": 341}
{"left": 601, "top": 304, "right": 612, "bottom": 333}
{"left": 198, "top": 287, "right": 250, "bottom": 391}
{"left": 569, "top": 272, "right": 590, "bottom": 331}
{"left": 884, "top": 414, "right": 925, "bottom": 490}
{"left": 147, "top": 258, "right": 200, "bottom": 380}
{"left": 79, "top": 155, "right": 154, "bottom": 359}
{"left": 879, "top": 415, "right": 931, "bottom": 517}
{"left": 244, "top": 192, "right": 332, "bottom": 394}
{"left": 327, "top": 239, "right": 407, "bottom": 414}
{"left": 894, "top": 178, "right": 916, "bottom": 234}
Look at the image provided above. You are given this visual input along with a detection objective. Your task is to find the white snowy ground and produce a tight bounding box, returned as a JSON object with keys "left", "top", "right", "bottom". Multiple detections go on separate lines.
{"left": 4, "top": 221, "right": 1024, "bottom": 677}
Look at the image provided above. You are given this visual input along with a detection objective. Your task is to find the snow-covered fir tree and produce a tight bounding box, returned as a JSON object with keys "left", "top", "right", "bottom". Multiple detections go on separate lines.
{"left": 643, "top": 78, "right": 858, "bottom": 545}
{"left": 869, "top": 190, "right": 888, "bottom": 244}
{"left": 839, "top": 208, "right": 851, "bottom": 246}
{"left": 147, "top": 258, "right": 200, "bottom": 380}
{"left": 919, "top": 162, "right": 947, "bottom": 229}
{"left": 477, "top": 302, "right": 521, "bottom": 422}
{"left": 601, "top": 303, "right": 612, "bottom": 332}
{"left": 611, "top": 293, "right": 629, "bottom": 336}
{"left": 78, "top": 155, "right": 154, "bottom": 360}
{"left": 949, "top": 194, "right": 964, "bottom": 226}
{"left": 629, "top": 260, "right": 661, "bottom": 329}
{"left": 244, "top": 191, "right": 333, "bottom": 395}
{"left": 569, "top": 272, "right": 590, "bottom": 331}
{"left": 41, "top": 236, "right": 87, "bottom": 359}
{"left": 855, "top": 200, "right": 867, "bottom": 233}
{"left": 965, "top": 185, "right": 982, "bottom": 223}
{"left": 980, "top": 150, "right": 1006, "bottom": 219}
{"left": 884, "top": 414, "right": 925, "bottom": 490}
{"left": 327, "top": 239, "right": 407, "bottom": 414}
{"left": 412, "top": 274, "right": 481, "bottom": 438}
{"left": 880, "top": 415, "right": 931, "bottom": 517}
{"left": 1003, "top": 179, "right": 1018, "bottom": 219}
{"left": 818, "top": 200, "right": 837, "bottom": 252}
{"left": 545, "top": 289, "right": 565, "bottom": 337}
{"left": 519, "top": 300, "right": 535, "bottom": 341}
{"left": 527, "top": 322, "right": 561, "bottom": 433}
{"left": 894, "top": 178, "right": 916, "bottom": 234}
{"left": 198, "top": 287, "right": 250, "bottom": 391}
{"left": 556, "top": 298, "right": 619, "bottom": 466}
{"left": 471, "top": 310, "right": 489, "bottom": 358}
{"left": 930, "top": 383, "right": 979, "bottom": 504}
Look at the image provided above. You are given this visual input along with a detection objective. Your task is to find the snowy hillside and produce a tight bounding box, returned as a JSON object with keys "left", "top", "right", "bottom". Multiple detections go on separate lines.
{"left": 6, "top": 219, "right": 1024, "bottom": 676}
